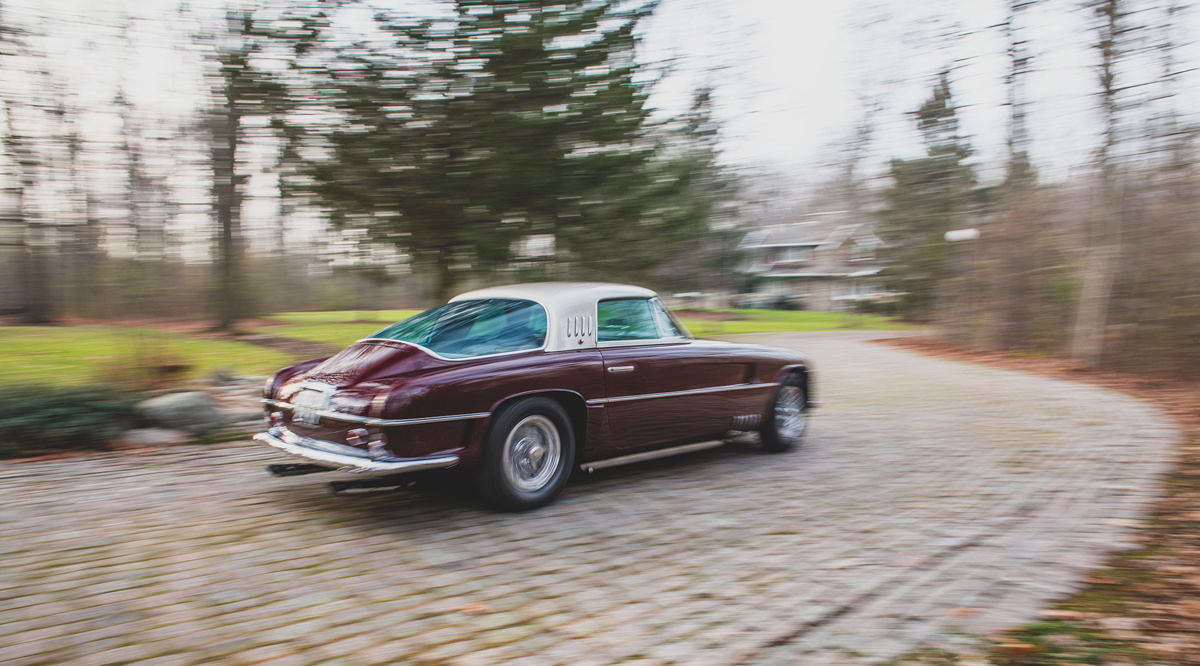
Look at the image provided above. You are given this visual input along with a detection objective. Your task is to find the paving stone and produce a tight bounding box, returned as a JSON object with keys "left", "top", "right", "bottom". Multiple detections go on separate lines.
{"left": 0, "top": 332, "right": 1180, "bottom": 664}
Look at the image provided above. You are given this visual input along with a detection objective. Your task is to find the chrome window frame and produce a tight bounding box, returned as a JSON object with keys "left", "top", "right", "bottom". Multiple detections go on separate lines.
{"left": 650, "top": 297, "right": 692, "bottom": 340}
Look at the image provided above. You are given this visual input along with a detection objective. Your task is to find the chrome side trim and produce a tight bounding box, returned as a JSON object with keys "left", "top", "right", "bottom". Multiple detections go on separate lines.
{"left": 585, "top": 382, "right": 778, "bottom": 406}
{"left": 355, "top": 338, "right": 547, "bottom": 363}
{"left": 596, "top": 338, "right": 690, "bottom": 349}
{"left": 582, "top": 440, "right": 725, "bottom": 472}
{"left": 262, "top": 399, "right": 489, "bottom": 427}
{"left": 254, "top": 428, "right": 459, "bottom": 474}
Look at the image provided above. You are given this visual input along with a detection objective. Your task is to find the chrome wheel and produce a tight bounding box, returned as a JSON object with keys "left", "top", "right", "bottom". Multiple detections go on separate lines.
{"left": 478, "top": 397, "right": 575, "bottom": 511}
{"left": 502, "top": 415, "right": 562, "bottom": 493}
{"left": 774, "top": 385, "right": 806, "bottom": 442}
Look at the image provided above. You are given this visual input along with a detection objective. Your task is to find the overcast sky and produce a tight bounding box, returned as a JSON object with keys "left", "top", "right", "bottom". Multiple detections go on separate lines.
{"left": 645, "top": 0, "right": 1200, "bottom": 187}
{"left": 8, "top": 0, "right": 1200, "bottom": 199}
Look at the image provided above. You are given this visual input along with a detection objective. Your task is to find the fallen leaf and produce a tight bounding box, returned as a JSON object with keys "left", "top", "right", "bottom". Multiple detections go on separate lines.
{"left": 1039, "top": 609, "right": 1088, "bottom": 620}
{"left": 996, "top": 642, "right": 1036, "bottom": 655}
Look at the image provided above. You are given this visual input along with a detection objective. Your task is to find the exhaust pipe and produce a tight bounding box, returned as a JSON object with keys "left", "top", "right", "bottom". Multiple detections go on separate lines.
{"left": 328, "top": 474, "right": 416, "bottom": 494}
{"left": 266, "top": 463, "right": 336, "bottom": 477}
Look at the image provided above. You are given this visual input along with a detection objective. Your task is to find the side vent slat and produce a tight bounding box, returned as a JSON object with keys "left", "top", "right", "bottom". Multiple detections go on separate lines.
{"left": 730, "top": 414, "right": 761, "bottom": 431}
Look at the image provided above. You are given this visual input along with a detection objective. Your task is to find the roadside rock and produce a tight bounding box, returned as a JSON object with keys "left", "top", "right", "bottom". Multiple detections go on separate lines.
{"left": 208, "top": 368, "right": 239, "bottom": 385}
{"left": 137, "top": 392, "right": 225, "bottom": 435}
{"left": 110, "top": 428, "right": 192, "bottom": 449}
{"left": 220, "top": 409, "right": 266, "bottom": 428}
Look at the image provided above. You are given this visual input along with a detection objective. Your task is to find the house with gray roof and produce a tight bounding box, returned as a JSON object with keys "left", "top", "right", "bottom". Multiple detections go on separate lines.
{"left": 738, "top": 213, "right": 893, "bottom": 311}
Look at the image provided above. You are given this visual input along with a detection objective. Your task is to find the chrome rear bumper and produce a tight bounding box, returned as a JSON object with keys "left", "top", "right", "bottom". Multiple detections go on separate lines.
{"left": 254, "top": 427, "right": 459, "bottom": 475}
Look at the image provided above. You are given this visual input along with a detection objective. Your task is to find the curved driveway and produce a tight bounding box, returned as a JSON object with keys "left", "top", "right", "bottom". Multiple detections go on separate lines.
{"left": 0, "top": 332, "right": 1179, "bottom": 665}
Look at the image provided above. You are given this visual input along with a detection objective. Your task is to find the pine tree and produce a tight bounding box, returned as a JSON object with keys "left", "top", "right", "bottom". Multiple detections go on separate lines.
{"left": 879, "top": 71, "right": 977, "bottom": 324}
{"left": 301, "top": 0, "right": 658, "bottom": 301}
{"left": 638, "top": 87, "right": 736, "bottom": 294}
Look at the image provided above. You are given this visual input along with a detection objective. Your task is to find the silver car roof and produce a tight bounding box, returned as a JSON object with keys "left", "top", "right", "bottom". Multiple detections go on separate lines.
{"left": 451, "top": 282, "right": 660, "bottom": 352}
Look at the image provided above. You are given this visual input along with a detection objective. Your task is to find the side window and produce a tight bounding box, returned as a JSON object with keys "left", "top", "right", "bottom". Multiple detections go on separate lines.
{"left": 650, "top": 299, "right": 685, "bottom": 338}
{"left": 597, "top": 299, "right": 660, "bottom": 342}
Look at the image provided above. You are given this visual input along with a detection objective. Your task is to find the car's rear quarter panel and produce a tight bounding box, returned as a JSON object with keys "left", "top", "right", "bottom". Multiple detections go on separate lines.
{"left": 379, "top": 348, "right": 607, "bottom": 466}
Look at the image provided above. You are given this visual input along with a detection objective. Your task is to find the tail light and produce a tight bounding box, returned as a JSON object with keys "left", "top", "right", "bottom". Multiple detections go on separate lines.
{"left": 368, "top": 434, "right": 389, "bottom": 458}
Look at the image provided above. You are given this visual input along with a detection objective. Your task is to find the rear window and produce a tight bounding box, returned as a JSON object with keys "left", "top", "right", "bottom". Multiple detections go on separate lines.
{"left": 370, "top": 299, "right": 547, "bottom": 359}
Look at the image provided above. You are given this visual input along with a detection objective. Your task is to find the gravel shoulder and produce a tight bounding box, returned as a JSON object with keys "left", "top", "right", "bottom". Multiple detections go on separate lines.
{"left": 0, "top": 332, "right": 1180, "bottom": 665}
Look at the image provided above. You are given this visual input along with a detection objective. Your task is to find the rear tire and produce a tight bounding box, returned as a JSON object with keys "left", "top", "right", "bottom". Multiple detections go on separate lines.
{"left": 760, "top": 373, "right": 807, "bottom": 453}
{"left": 476, "top": 397, "right": 575, "bottom": 511}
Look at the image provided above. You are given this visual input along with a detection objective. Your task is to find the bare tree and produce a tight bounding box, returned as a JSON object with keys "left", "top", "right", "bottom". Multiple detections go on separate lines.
{"left": 1070, "top": 0, "right": 1133, "bottom": 367}
{"left": 204, "top": 10, "right": 288, "bottom": 330}
{"left": 2, "top": 101, "right": 50, "bottom": 323}
{"left": 1, "top": 52, "right": 62, "bottom": 325}
{"left": 61, "top": 120, "right": 103, "bottom": 319}
{"left": 991, "top": 0, "right": 1038, "bottom": 351}
{"left": 0, "top": 3, "right": 55, "bottom": 323}
{"left": 1104, "top": 1, "right": 1200, "bottom": 375}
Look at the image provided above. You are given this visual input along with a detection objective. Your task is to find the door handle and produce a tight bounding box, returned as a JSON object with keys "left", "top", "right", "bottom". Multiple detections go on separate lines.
{"left": 607, "top": 365, "right": 635, "bottom": 373}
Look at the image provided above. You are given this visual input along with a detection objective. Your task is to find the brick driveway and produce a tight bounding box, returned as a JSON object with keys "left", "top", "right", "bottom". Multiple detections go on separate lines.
{"left": 0, "top": 332, "right": 1179, "bottom": 665}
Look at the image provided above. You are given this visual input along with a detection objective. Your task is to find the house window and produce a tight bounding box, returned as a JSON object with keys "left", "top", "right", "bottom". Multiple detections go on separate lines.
{"left": 849, "top": 243, "right": 875, "bottom": 262}
{"left": 780, "top": 247, "right": 813, "bottom": 263}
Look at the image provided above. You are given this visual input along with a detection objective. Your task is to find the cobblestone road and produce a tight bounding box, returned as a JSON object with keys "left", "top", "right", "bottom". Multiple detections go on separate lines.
{"left": 0, "top": 333, "right": 1180, "bottom": 665}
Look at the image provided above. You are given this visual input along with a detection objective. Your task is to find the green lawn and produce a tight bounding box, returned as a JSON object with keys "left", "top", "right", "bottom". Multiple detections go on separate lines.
{"left": 265, "top": 310, "right": 421, "bottom": 325}
{"left": 256, "top": 311, "right": 421, "bottom": 349}
{"left": 251, "top": 308, "right": 920, "bottom": 349}
{"left": 0, "top": 309, "right": 918, "bottom": 389}
{"left": 675, "top": 309, "right": 921, "bottom": 337}
{"left": 0, "top": 327, "right": 293, "bottom": 388}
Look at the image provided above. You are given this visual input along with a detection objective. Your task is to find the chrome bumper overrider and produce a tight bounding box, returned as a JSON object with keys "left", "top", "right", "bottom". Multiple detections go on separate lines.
{"left": 254, "top": 427, "right": 459, "bottom": 474}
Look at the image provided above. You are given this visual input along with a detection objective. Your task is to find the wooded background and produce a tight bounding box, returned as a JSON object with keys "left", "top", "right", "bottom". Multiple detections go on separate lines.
{"left": 1, "top": 0, "right": 1198, "bottom": 377}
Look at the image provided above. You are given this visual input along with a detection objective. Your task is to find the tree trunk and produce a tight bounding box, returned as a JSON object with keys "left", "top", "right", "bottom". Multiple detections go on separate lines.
{"left": 22, "top": 215, "right": 52, "bottom": 324}
{"left": 1070, "top": 243, "right": 1119, "bottom": 366}
{"left": 212, "top": 102, "right": 242, "bottom": 331}
{"left": 11, "top": 127, "right": 52, "bottom": 324}
{"left": 433, "top": 244, "right": 456, "bottom": 303}
{"left": 996, "top": 0, "right": 1035, "bottom": 351}
{"left": 1069, "top": 0, "right": 1125, "bottom": 368}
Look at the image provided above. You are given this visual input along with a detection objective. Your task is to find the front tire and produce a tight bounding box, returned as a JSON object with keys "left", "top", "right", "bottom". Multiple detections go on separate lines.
{"left": 760, "top": 373, "right": 807, "bottom": 453}
{"left": 477, "top": 397, "right": 575, "bottom": 511}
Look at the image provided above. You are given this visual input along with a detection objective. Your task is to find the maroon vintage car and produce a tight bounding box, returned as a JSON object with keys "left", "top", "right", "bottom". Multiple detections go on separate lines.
{"left": 256, "top": 282, "right": 813, "bottom": 510}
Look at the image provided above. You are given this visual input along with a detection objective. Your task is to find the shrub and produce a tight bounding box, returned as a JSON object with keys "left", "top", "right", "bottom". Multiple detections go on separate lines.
{"left": 854, "top": 299, "right": 901, "bottom": 317}
{"left": 771, "top": 295, "right": 804, "bottom": 311}
{"left": 0, "top": 385, "right": 139, "bottom": 459}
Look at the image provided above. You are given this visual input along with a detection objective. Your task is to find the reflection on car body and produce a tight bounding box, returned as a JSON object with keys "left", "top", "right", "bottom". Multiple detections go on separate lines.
{"left": 256, "top": 282, "right": 813, "bottom": 510}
